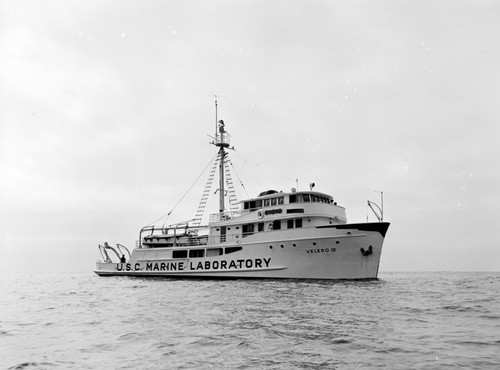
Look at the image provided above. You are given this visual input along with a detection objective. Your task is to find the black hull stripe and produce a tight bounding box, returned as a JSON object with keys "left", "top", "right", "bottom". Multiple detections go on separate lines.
{"left": 317, "top": 222, "right": 390, "bottom": 237}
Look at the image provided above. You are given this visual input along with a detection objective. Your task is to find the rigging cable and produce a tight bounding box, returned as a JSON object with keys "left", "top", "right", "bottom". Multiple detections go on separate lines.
{"left": 227, "top": 157, "right": 250, "bottom": 199}
{"left": 146, "top": 152, "right": 218, "bottom": 227}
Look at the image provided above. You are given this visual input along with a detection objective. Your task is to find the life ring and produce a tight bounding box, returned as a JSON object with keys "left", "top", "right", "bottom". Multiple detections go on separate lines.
{"left": 257, "top": 210, "right": 264, "bottom": 219}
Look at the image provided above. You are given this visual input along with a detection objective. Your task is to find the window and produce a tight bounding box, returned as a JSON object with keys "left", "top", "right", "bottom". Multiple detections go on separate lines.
{"left": 287, "top": 208, "right": 304, "bottom": 214}
{"left": 207, "top": 248, "right": 223, "bottom": 257}
{"left": 271, "top": 198, "right": 277, "bottom": 206}
{"left": 242, "top": 224, "right": 255, "bottom": 237}
{"left": 249, "top": 200, "right": 262, "bottom": 209}
{"left": 278, "top": 197, "right": 284, "bottom": 205}
{"left": 189, "top": 249, "right": 204, "bottom": 258}
{"left": 287, "top": 219, "right": 294, "bottom": 229}
{"left": 225, "top": 246, "right": 243, "bottom": 254}
{"left": 295, "top": 218, "right": 302, "bottom": 228}
{"left": 258, "top": 223, "right": 264, "bottom": 232}
{"left": 264, "top": 199, "right": 270, "bottom": 207}
{"left": 273, "top": 220, "right": 281, "bottom": 230}
{"left": 220, "top": 226, "right": 226, "bottom": 243}
{"left": 289, "top": 194, "right": 297, "bottom": 203}
{"left": 303, "top": 194, "right": 310, "bottom": 202}
{"left": 173, "top": 250, "right": 188, "bottom": 259}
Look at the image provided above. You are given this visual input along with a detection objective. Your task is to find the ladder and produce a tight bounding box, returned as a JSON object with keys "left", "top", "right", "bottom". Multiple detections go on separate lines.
{"left": 192, "top": 152, "right": 240, "bottom": 227}
{"left": 192, "top": 156, "right": 217, "bottom": 227}
{"left": 224, "top": 156, "right": 239, "bottom": 213}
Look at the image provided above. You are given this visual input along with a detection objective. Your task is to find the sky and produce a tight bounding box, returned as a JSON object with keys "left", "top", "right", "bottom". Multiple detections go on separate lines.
{"left": 1, "top": 0, "right": 499, "bottom": 273}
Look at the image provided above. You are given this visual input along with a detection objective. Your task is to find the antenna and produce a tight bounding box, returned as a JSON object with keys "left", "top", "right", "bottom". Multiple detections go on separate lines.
{"left": 205, "top": 94, "right": 227, "bottom": 136}
{"left": 215, "top": 95, "right": 218, "bottom": 137}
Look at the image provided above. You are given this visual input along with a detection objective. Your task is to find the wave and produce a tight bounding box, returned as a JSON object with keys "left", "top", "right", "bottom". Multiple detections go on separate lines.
{"left": 8, "top": 362, "right": 56, "bottom": 370}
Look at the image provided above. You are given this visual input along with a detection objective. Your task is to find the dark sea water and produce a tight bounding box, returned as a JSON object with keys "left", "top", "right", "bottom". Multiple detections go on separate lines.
{"left": 1, "top": 272, "right": 499, "bottom": 369}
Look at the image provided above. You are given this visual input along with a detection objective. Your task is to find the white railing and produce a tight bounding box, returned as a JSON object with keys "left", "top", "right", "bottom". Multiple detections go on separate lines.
{"left": 209, "top": 209, "right": 249, "bottom": 222}
{"left": 215, "top": 132, "right": 230, "bottom": 146}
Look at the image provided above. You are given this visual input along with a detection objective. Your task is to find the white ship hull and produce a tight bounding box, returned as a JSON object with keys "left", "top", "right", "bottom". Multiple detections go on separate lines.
{"left": 94, "top": 222, "right": 389, "bottom": 280}
{"left": 94, "top": 113, "right": 390, "bottom": 280}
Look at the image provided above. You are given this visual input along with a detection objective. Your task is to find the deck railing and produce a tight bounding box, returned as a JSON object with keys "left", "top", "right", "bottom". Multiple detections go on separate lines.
{"left": 209, "top": 209, "right": 249, "bottom": 223}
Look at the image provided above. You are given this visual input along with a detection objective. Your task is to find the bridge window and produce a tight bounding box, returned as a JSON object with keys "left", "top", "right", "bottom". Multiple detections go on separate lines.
{"left": 271, "top": 198, "right": 277, "bottom": 206}
{"left": 264, "top": 199, "right": 270, "bottom": 207}
{"left": 278, "top": 197, "right": 284, "bottom": 205}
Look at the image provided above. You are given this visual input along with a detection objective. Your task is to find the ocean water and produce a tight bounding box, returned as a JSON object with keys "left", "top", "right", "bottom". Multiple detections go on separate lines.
{"left": 1, "top": 272, "right": 499, "bottom": 369}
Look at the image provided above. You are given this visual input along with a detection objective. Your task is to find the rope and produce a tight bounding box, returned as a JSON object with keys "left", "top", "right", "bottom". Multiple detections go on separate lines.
{"left": 146, "top": 152, "right": 218, "bottom": 227}
{"left": 227, "top": 157, "right": 249, "bottom": 199}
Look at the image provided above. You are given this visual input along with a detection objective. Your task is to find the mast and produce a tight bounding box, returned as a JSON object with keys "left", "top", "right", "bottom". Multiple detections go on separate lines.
{"left": 213, "top": 98, "right": 230, "bottom": 213}
{"left": 215, "top": 121, "right": 230, "bottom": 213}
{"left": 192, "top": 98, "right": 236, "bottom": 227}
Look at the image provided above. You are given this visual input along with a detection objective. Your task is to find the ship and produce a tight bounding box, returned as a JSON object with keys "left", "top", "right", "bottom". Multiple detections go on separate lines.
{"left": 94, "top": 106, "right": 389, "bottom": 279}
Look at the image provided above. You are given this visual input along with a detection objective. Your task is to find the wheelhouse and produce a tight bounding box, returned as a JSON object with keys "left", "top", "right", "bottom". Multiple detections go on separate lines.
{"left": 242, "top": 189, "right": 337, "bottom": 211}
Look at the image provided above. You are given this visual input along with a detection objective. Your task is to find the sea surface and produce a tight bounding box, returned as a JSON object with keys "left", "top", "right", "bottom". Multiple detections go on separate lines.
{"left": 1, "top": 272, "right": 499, "bottom": 369}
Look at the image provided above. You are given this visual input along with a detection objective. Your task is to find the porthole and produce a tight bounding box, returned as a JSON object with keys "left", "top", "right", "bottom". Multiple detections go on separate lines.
{"left": 269, "top": 245, "right": 273, "bottom": 249}
{"left": 313, "top": 242, "right": 317, "bottom": 246}
{"left": 336, "top": 241, "right": 340, "bottom": 244}
{"left": 293, "top": 244, "right": 296, "bottom": 247}
{"left": 280, "top": 244, "right": 284, "bottom": 248}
